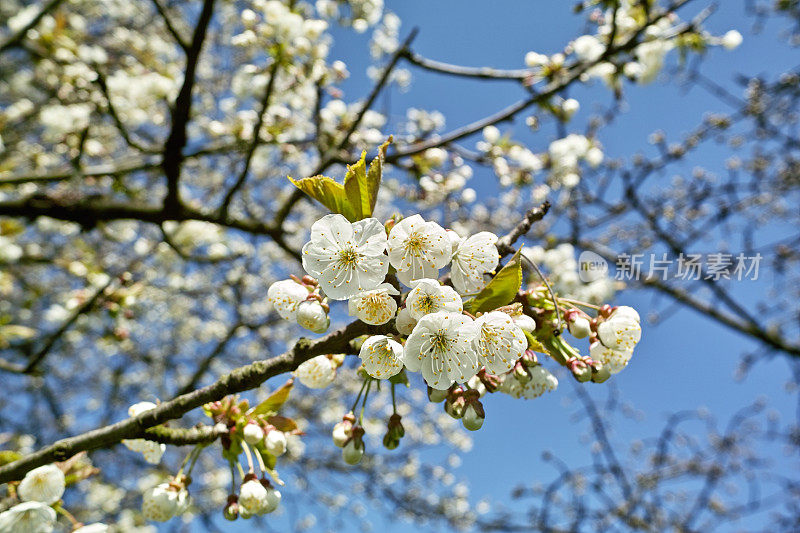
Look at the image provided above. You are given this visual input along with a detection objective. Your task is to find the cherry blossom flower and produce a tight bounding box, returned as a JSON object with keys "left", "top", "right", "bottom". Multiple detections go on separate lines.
{"left": 597, "top": 306, "right": 641, "bottom": 352}
{"left": 17, "top": 464, "right": 65, "bottom": 505}
{"left": 295, "top": 355, "right": 336, "bottom": 388}
{"left": 142, "top": 483, "right": 189, "bottom": 522}
{"left": 238, "top": 479, "right": 268, "bottom": 515}
{"left": 405, "top": 279, "right": 462, "bottom": 320}
{"left": 358, "top": 335, "right": 404, "bottom": 379}
{"left": 590, "top": 342, "right": 633, "bottom": 374}
{"left": 267, "top": 279, "right": 309, "bottom": 320}
{"left": 265, "top": 430, "right": 288, "bottom": 457}
{"left": 387, "top": 215, "right": 451, "bottom": 286}
{"left": 0, "top": 502, "right": 57, "bottom": 533}
{"left": 348, "top": 283, "right": 399, "bottom": 325}
{"left": 499, "top": 366, "right": 558, "bottom": 399}
{"left": 395, "top": 306, "right": 417, "bottom": 335}
{"left": 301, "top": 214, "right": 389, "bottom": 300}
{"left": 295, "top": 300, "right": 329, "bottom": 333}
{"left": 403, "top": 311, "right": 478, "bottom": 390}
{"left": 470, "top": 311, "right": 526, "bottom": 375}
{"left": 449, "top": 231, "right": 500, "bottom": 295}
{"left": 261, "top": 484, "right": 282, "bottom": 514}
{"left": 121, "top": 402, "right": 166, "bottom": 464}
{"left": 243, "top": 423, "right": 264, "bottom": 445}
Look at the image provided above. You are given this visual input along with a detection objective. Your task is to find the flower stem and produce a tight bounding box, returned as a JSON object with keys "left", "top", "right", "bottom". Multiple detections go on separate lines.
{"left": 254, "top": 447, "right": 267, "bottom": 474}
{"left": 241, "top": 441, "right": 255, "bottom": 474}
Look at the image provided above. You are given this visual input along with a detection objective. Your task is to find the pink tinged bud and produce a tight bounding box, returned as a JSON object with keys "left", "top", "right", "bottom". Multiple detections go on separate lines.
{"left": 332, "top": 421, "right": 352, "bottom": 447}
{"left": 568, "top": 315, "right": 592, "bottom": 339}
{"left": 521, "top": 350, "right": 539, "bottom": 367}
{"left": 513, "top": 361, "right": 531, "bottom": 383}
{"left": 223, "top": 495, "right": 239, "bottom": 521}
{"left": 243, "top": 423, "right": 264, "bottom": 445}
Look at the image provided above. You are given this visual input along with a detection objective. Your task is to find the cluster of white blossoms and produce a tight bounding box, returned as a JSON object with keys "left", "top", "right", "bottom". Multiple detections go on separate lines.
{"left": 522, "top": 0, "right": 743, "bottom": 88}
{"left": 588, "top": 306, "right": 642, "bottom": 374}
{"left": 478, "top": 126, "right": 603, "bottom": 191}
{"left": 0, "top": 463, "right": 110, "bottom": 532}
{"left": 524, "top": 244, "right": 617, "bottom": 304}
{"left": 267, "top": 277, "right": 331, "bottom": 334}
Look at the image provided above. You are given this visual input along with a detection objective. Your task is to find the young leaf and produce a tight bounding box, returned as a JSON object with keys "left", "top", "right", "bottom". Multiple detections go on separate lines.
{"left": 464, "top": 248, "right": 523, "bottom": 314}
{"left": 251, "top": 379, "right": 294, "bottom": 417}
{"left": 287, "top": 175, "right": 357, "bottom": 222}
{"left": 343, "top": 151, "right": 369, "bottom": 220}
{"left": 267, "top": 415, "right": 298, "bottom": 432}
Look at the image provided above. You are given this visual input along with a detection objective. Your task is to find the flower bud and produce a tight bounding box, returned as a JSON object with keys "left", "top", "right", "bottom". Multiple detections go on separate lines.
{"left": 295, "top": 300, "right": 330, "bottom": 333}
{"left": 343, "top": 429, "right": 365, "bottom": 465}
{"left": 243, "top": 423, "right": 264, "bottom": 445}
{"left": 477, "top": 369, "right": 501, "bottom": 393}
{"left": 265, "top": 430, "right": 287, "bottom": 457}
{"left": 568, "top": 315, "right": 592, "bottom": 339}
{"left": 591, "top": 360, "right": 611, "bottom": 383}
{"left": 520, "top": 350, "right": 538, "bottom": 367}
{"left": 239, "top": 476, "right": 268, "bottom": 516}
{"left": 462, "top": 402, "right": 485, "bottom": 431}
{"left": 427, "top": 386, "right": 449, "bottom": 403}
{"left": 513, "top": 313, "right": 537, "bottom": 333}
{"left": 258, "top": 479, "right": 281, "bottom": 514}
{"left": 569, "top": 358, "right": 593, "bottom": 383}
{"left": 332, "top": 421, "right": 352, "bottom": 448}
{"left": 444, "top": 393, "right": 466, "bottom": 419}
{"left": 513, "top": 361, "right": 532, "bottom": 384}
{"left": 223, "top": 495, "right": 239, "bottom": 521}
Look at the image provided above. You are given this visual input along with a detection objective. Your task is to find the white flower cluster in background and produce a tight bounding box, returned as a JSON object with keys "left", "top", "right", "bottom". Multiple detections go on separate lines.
{"left": 524, "top": 243, "right": 617, "bottom": 304}
{"left": 478, "top": 126, "right": 602, "bottom": 190}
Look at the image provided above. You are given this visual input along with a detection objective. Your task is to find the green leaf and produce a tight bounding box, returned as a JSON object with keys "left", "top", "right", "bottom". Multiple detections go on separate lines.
{"left": 344, "top": 151, "right": 369, "bottom": 220}
{"left": 267, "top": 415, "right": 298, "bottom": 432}
{"left": 289, "top": 137, "right": 391, "bottom": 222}
{"left": 524, "top": 331, "right": 548, "bottom": 354}
{"left": 464, "top": 248, "right": 523, "bottom": 314}
{"left": 287, "top": 175, "right": 357, "bottom": 222}
{"left": 251, "top": 379, "right": 294, "bottom": 417}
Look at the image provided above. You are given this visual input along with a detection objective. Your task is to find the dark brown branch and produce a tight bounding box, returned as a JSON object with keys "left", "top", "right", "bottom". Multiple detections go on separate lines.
{"left": 161, "top": 0, "right": 216, "bottom": 211}
{"left": 0, "top": 319, "right": 392, "bottom": 484}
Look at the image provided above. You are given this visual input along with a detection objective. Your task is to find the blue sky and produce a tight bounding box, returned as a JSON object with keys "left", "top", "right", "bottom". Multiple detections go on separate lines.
{"left": 202, "top": 2, "right": 798, "bottom": 531}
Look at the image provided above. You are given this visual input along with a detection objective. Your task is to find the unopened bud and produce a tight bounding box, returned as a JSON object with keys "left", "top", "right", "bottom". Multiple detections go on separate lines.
{"left": 223, "top": 495, "right": 239, "bottom": 521}
{"left": 477, "top": 368, "right": 501, "bottom": 393}
{"left": 343, "top": 430, "right": 365, "bottom": 465}
{"left": 296, "top": 301, "right": 329, "bottom": 334}
{"left": 332, "top": 420, "right": 352, "bottom": 448}
{"left": 513, "top": 361, "right": 532, "bottom": 384}
{"left": 568, "top": 315, "right": 592, "bottom": 339}
{"left": 521, "top": 350, "right": 539, "bottom": 367}
{"left": 590, "top": 361, "right": 611, "bottom": 383}
{"left": 427, "top": 386, "right": 449, "bottom": 403}
{"left": 568, "top": 358, "right": 593, "bottom": 382}
{"left": 243, "top": 423, "right": 264, "bottom": 445}
{"left": 444, "top": 392, "right": 466, "bottom": 419}
{"left": 462, "top": 401, "right": 485, "bottom": 431}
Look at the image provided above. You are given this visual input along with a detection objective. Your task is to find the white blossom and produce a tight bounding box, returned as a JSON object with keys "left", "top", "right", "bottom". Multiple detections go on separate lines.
{"left": 348, "top": 283, "right": 399, "bottom": 325}
{"left": 499, "top": 366, "right": 558, "bottom": 399}
{"left": 590, "top": 342, "right": 633, "bottom": 374}
{"left": 17, "top": 464, "right": 65, "bottom": 505}
{"left": 395, "top": 306, "right": 417, "bottom": 335}
{"left": 239, "top": 479, "right": 268, "bottom": 515}
{"left": 0, "top": 502, "right": 56, "bottom": 533}
{"left": 358, "top": 335, "right": 404, "bottom": 379}
{"left": 295, "top": 355, "right": 336, "bottom": 388}
{"left": 721, "top": 30, "right": 742, "bottom": 50}
{"left": 470, "top": 311, "right": 526, "bottom": 375}
{"left": 403, "top": 311, "right": 478, "bottom": 390}
{"left": 265, "top": 430, "right": 288, "bottom": 457}
{"left": 243, "top": 423, "right": 264, "bottom": 445}
{"left": 302, "top": 214, "right": 389, "bottom": 300}
{"left": 387, "top": 215, "right": 451, "bottom": 286}
{"left": 142, "top": 483, "right": 189, "bottom": 522}
{"left": 405, "top": 279, "right": 462, "bottom": 320}
{"left": 449, "top": 231, "right": 499, "bottom": 295}
{"left": 295, "top": 300, "right": 329, "bottom": 333}
{"left": 597, "top": 306, "right": 641, "bottom": 352}
{"left": 267, "top": 279, "right": 310, "bottom": 320}
{"left": 121, "top": 402, "right": 166, "bottom": 464}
